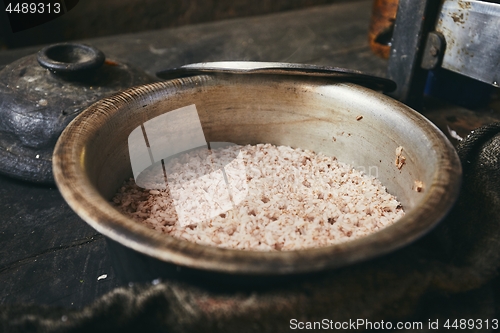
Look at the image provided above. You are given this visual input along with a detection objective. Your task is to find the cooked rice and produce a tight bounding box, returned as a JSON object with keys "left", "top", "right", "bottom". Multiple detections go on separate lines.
{"left": 113, "top": 143, "right": 404, "bottom": 251}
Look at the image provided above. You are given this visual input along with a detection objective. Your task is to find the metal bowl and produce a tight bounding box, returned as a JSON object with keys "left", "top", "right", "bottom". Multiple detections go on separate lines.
{"left": 53, "top": 73, "right": 461, "bottom": 279}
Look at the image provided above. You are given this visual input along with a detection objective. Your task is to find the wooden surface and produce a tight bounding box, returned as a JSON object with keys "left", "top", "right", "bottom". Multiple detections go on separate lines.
{"left": 0, "top": 0, "right": 499, "bottom": 312}
{"left": 0, "top": 177, "right": 118, "bottom": 308}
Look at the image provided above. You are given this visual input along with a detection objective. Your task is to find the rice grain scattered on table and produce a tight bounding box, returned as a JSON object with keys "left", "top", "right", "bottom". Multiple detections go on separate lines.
{"left": 113, "top": 144, "right": 404, "bottom": 251}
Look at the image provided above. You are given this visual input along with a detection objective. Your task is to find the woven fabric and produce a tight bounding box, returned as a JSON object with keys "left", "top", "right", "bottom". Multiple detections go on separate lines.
{"left": 2, "top": 123, "right": 500, "bottom": 333}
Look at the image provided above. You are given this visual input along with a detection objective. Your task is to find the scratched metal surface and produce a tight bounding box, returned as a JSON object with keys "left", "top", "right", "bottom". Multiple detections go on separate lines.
{"left": 436, "top": 0, "right": 500, "bottom": 87}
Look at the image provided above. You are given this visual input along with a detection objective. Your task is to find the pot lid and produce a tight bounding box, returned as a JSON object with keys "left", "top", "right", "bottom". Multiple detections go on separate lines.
{"left": 157, "top": 61, "right": 396, "bottom": 92}
{"left": 0, "top": 43, "right": 156, "bottom": 184}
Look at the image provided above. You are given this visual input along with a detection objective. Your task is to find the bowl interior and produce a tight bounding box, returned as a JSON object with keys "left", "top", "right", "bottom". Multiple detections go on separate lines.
{"left": 53, "top": 74, "right": 461, "bottom": 275}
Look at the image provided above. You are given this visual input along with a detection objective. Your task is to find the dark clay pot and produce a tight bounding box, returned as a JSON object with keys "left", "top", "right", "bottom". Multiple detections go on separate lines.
{"left": 0, "top": 43, "right": 155, "bottom": 184}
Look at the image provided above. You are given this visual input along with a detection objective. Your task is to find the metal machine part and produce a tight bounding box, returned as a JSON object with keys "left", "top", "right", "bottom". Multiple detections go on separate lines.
{"left": 387, "top": 0, "right": 442, "bottom": 107}
{"left": 388, "top": 0, "right": 500, "bottom": 106}
{"left": 435, "top": 0, "right": 500, "bottom": 87}
{"left": 421, "top": 32, "right": 446, "bottom": 71}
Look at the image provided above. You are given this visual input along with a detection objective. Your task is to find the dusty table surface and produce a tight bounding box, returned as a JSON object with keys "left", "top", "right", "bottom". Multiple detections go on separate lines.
{"left": 0, "top": 0, "right": 499, "bottom": 312}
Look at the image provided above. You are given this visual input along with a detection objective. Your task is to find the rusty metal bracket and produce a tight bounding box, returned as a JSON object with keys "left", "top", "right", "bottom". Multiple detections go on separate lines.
{"left": 387, "top": 0, "right": 442, "bottom": 109}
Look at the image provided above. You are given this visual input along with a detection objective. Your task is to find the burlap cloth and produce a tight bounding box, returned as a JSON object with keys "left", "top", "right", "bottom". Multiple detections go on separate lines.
{"left": 2, "top": 123, "right": 500, "bottom": 333}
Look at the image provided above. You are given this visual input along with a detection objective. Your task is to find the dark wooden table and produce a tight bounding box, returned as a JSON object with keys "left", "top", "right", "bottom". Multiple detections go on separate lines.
{"left": 0, "top": 0, "right": 499, "bottom": 312}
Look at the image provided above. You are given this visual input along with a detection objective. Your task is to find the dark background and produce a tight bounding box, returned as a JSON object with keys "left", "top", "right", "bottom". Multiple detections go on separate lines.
{"left": 0, "top": 0, "right": 359, "bottom": 49}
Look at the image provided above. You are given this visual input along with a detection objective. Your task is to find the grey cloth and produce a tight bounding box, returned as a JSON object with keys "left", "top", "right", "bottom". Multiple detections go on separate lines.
{"left": 2, "top": 123, "right": 500, "bottom": 333}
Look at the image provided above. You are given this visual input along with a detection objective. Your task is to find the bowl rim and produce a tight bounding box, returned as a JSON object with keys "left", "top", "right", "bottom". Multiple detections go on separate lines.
{"left": 52, "top": 76, "right": 462, "bottom": 275}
